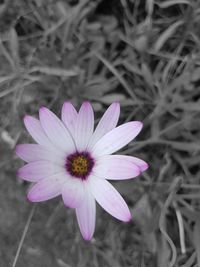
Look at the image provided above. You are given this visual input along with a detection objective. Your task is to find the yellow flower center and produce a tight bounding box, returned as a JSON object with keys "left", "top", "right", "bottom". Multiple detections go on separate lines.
{"left": 66, "top": 152, "right": 94, "bottom": 180}
{"left": 71, "top": 155, "right": 89, "bottom": 176}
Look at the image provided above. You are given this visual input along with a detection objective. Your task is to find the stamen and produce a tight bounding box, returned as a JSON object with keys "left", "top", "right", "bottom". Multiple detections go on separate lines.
{"left": 66, "top": 152, "right": 94, "bottom": 180}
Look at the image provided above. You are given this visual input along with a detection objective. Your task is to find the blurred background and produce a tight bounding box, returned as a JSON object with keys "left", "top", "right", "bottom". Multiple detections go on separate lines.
{"left": 0, "top": 0, "right": 200, "bottom": 266}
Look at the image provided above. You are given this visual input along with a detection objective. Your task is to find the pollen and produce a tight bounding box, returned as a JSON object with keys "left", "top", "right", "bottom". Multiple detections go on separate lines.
{"left": 66, "top": 152, "right": 94, "bottom": 180}
{"left": 71, "top": 156, "right": 89, "bottom": 174}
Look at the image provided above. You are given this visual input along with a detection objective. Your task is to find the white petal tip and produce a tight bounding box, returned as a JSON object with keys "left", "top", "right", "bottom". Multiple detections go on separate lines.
{"left": 23, "top": 115, "right": 36, "bottom": 128}
{"left": 23, "top": 115, "right": 29, "bottom": 122}
{"left": 113, "top": 101, "right": 120, "bottom": 106}
{"left": 83, "top": 100, "right": 90, "bottom": 105}
{"left": 112, "top": 101, "right": 120, "bottom": 110}
{"left": 27, "top": 193, "right": 36, "bottom": 202}
{"left": 134, "top": 121, "right": 143, "bottom": 129}
{"left": 82, "top": 234, "right": 93, "bottom": 241}
{"left": 63, "top": 202, "right": 76, "bottom": 209}
{"left": 130, "top": 121, "right": 143, "bottom": 136}
{"left": 63, "top": 101, "right": 73, "bottom": 107}
{"left": 81, "top": 101, "right": 93, "bottom": 110}
{"left": 15, "top": 145, "right": 21, "bottom": 156}
{"left": 124, "top": 213, "right": 132, "bottom": 222}
{"left": 27, "top": 193, "right": 43, "bottom": 203}
{"left": 39, "top": 106, "right": 47, "bottom": 113}
{"left": 27, "top": 190, "right": 41, "bottom": 202}
{"left": 16, "top": 169, "right": 22, "bottom": 178}
{"left": 142, "top": 163, "right": 149, "bottom": 171}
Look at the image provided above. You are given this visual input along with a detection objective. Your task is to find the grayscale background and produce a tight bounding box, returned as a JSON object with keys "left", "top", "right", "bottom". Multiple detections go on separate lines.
{"left": 0, "top": 0, "right": 200, "bottom": 266}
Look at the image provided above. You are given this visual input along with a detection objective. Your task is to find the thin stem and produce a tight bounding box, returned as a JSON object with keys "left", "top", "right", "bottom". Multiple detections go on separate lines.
{"left": 173, "top": 202, "right": 186, "bottom": 254}
{"left": 12, "top": 204, "right": 36, "bottom": 267}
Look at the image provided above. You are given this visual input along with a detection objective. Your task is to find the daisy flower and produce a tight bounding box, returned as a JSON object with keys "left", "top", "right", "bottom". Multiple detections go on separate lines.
{"left": 16, "top": 101, "right": 148, "bottom": 240}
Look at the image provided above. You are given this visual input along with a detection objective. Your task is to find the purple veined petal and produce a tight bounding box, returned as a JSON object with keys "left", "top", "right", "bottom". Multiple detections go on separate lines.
{"left": 88, "top": 102, "right": 120, "bottom": 149}
{"left": 61, "top": 101, "right": 78, "bottom": 137}
{"left": 39, "top": 107, "right": 75, "bottom": 153}
{"left": 74, "top": 102, "right": 94, "bottom": 151}
{"left": 62, "top": 178, "right": 84, "bottom": 209}
{"left": 75, "top": 185, "right": 96, "bottom": 240}
{"left": 27, "top": 173, "right": 68, "bottom": 202}
{"left": 17, "top": 161, "right": 65, "bottom": 182}
{"left": 15, "top": 144, "right": 66, "bottom": 165}
{"left": 93, "top": 155, "right": 141, "bottom": 180}
{"left": 89, "top": 176, "right": 131, "bottom": 222}
{"left": 24, "top": 116, "right": 53, "bottom": 147}
{"left": 114, "top": 155, "right": 149, "bottom": 172}
{"left": 91, "top": 121, "right": 143, "bottom": 157}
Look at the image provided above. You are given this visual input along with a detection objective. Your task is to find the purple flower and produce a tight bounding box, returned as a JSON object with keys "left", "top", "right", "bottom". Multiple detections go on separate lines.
{"left": 16, "top": 101, "right": 148, "bottom": 240}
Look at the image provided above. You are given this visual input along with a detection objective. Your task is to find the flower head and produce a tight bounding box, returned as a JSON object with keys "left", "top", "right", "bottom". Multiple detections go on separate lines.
{"left": 16, "top": 101, "right": 148, "bottom": 240}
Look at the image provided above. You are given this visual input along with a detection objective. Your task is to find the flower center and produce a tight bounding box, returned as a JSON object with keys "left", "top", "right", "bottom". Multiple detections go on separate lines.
{"left": 66, "top": 152, "right": 94, "bottom": 180}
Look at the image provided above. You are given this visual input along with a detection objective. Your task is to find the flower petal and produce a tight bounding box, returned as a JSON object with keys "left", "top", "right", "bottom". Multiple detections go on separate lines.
{"left": 62, "top": 178, "right": 84, "bottom": 208}
{"left": 17, "top": 161, "right": 65, "bottom": 182}
{"left": 61, "top": 101, "right": 78, "bottom": 136}
{"left": 93, "top": 155, "right": 141, "bottom": 180}
{"left": 15, "top": 144, "right": 65, "bottom": 165}
{"left": 27, "top": 173, "right": 67, "bottom": 202}
{"left": 39, "top": 107, "right": 75, "bottom": 153}
{"left": 24, "top": 116, "right": 53, "bottom": 147}
{"left": 92, "top": 121, "right": 143, "bottom": 157}
{"left": 90, "top": 176, "right": 131, "bottom": 222}
{"left": 75, "top": 186, "right": 96, "bottom": 240}
{"left": 75, "top": 102, "right": 94, "bottom": 151}
{"left": 117, "top": 155, "right": 149, "bottom": 172}
{"left": 88, "top": 102, "right": 120, "bottom": 149}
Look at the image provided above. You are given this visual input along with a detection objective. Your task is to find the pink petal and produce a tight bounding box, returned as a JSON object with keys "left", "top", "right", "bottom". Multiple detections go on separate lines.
{"left": 39, "top": 107, "right": 75, "bottom": 153}
{"left": 75, "top": 102, "right": 94, "bottom": 151}
{"left": 17, "top": 161, "right": 65, "bottom": 182}
{"left": 61, "top": 101, "right": 78, "bottom": 136}
{"left": 27, "top": 173, "right": 67, "bottom": 202}
{"left": 93, "top": 155, "right": 141, "bottom": 180}
{"left": 88, "top": 102, "right": 120, "bottom": 149}
{"left": 24, "top": 116, "right": 53, "bottom": 147}
{"left": 15, "top": 144, "right": 65, "bottom": 165}
{"left": 89, "top": 176, "right": 131, "bottom": 222}
{"left": 75, "top": 186, "right": 96, "bottom": 240}
{"left": 92, "top": 121, "right": 143, "bottom": 157}
{"left": 117, "top": 155, "right": 149, "bottom": 172}
{"left": 62, "top": 179, "right": 84, "bottom": 208}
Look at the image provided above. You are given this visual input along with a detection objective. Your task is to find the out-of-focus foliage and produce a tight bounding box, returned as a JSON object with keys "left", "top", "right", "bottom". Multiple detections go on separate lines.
{"left": 0, "top": 0, "right": 200, "bottom": 266}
